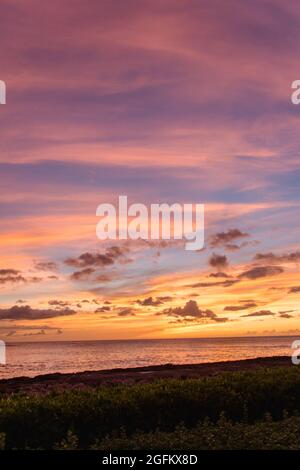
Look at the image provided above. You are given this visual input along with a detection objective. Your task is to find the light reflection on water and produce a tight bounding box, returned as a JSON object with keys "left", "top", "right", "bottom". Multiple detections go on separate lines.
{"left": 0, "top": 336, "right": 295, "bottom": 379}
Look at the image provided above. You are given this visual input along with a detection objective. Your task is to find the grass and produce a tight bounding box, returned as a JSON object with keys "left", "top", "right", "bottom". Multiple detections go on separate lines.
{"left": 0, "top": 365, "right": 299, "bottom": 449}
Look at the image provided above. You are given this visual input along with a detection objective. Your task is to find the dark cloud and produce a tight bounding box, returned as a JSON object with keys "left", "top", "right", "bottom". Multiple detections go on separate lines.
{"left": 48, "top": 300, "right": 71, "bottom": 307}
{"left": 161, "top": 300, "right": 227, "bottom": 323}
{"left": 156, "top": 296, "right": 173, "bottom": 302}
{"left": 117, "top": 307, "right": 135, "bottom": 317}
{"left": 279, "top": 313, "right": 293, "bottom": 319}
{"left": 95, "top": 306, "right": 111, "bottom": 313}
{"left": 238, "top": 265, "right": 284, "bottom": 280}
{"left": 0, "top": 269, "right": 43, "bottom": 285}
{"left": 0, "top": 305, "right": 76, "bottom": 320}
{"left": 106, "top": 245, "right": 131, "bottom": 260}
{"left": 0, "top": 269, "right": 20, "bottom": 276}
{"left": 65, "top": 252, "right": 114, "bottom": 268}
{"left": 95, "top": 305, "right": 136, "bottom": 317}
{"left": 34, "top": 261, "right": 58, "bottom": 271}
{"left": 254, "top": 251, "right": 300, "bottom": 264}
{"left": 208, "top": 272, "right": 231, "bottom": 278}
{"left": 29, "top": 276, "right": 43, "bottom": 283}
{"left": 70, "top": 267, "right": 96, "bottom": 281}
{"left": 209, "top": 229, "right": 250, "bottom": 250}
{"left": 242, "top": 310, "right": 275, "bottom": 317}
{"left": 136, "top": 296, "right": 163, "bottom": 306}
{"left": 214, "top": 317, "right": 230, "bottom": 323}
{"left": 224, "top": 302, "right": 257, "bottom": 311}
{"left": 288, "top": 286, "right": 300, "bottom": 294}
{"left": 0, "top": 269, "right": 27, "bottom": 284}
{"left": 65, "top": 245, "right": 130, "bottom": 269}
{"left": 188, "top": 280, "right": 239, "bottom": 288}
{"left": 209, "top": 253, "right": 229, "bottom": 270}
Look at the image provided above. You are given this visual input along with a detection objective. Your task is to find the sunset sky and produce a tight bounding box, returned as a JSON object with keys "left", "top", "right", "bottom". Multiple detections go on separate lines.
{"left": 1, "top": 0, "right": 300, "bottom": 341}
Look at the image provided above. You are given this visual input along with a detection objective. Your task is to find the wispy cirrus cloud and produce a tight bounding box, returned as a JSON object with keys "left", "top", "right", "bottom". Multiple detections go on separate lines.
{"left": 224, "top": 302, "right": 257, "bottom": 312}
{"left": 242, "top": 310, "right": 276, "bottom": 317}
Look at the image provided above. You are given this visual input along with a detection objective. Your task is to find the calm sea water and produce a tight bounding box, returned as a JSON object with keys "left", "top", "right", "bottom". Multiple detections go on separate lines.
{"left": 0, "top": 336, "right": 296, "bottom": 379}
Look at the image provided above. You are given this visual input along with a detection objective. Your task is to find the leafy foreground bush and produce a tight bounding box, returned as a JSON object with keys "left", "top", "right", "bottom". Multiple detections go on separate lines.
{"left": 0, "top": 366, "right": 300, "bottom": 449}
{"left": 92, "top": 413, "right": 300, "bottom": 450}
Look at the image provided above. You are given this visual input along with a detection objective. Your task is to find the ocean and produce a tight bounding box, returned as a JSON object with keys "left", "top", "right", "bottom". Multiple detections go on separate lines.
{"left": 0, "top": 336, "right": 296, "bottom": 379}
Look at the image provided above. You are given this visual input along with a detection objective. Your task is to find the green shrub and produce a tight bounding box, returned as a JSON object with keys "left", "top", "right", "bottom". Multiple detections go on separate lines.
{"left": 91, "top": 415, "right": 300, "bottom": 450}
{"left": 0, "top": 366, "right": 299, "bottom": 449}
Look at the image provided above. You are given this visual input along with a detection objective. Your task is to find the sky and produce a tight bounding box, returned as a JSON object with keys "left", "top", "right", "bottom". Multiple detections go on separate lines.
{"left": 0, "top": 0, "right": 300, "bottom": 341}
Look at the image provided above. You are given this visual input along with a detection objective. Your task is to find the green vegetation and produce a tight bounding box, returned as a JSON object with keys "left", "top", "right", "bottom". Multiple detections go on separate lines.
{"left": 92, "top": 414, "right": 300, "bottom": 450}
{"left": 0, "top": 366, "right": 300, "bottom": 449}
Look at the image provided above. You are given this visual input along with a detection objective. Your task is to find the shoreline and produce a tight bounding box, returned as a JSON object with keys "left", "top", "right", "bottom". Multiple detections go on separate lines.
{"left": 0, "top": 355, "right": 292, "bottom": 394}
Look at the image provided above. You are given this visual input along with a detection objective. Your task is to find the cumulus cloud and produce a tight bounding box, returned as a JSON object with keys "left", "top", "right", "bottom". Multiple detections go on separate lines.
{"left": 209, "top": 253, "right": 229, "bottom": 270}
{"left": 209, "top": 228, "right": 250, "bottom": 250}
{"left": 238, "top": 265, "right": 284, "bottom": 280}
{"left": 161, "top": 300, "right": 228, "bottom": 323}
{"left": 136, "top": 296, "right": 163, "bottom": 306}
{"left": 65, "top": 245, "right": 130, "bottom": 269}
{"left": 94, "top": 305, "right": 135, "bottom": 317}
